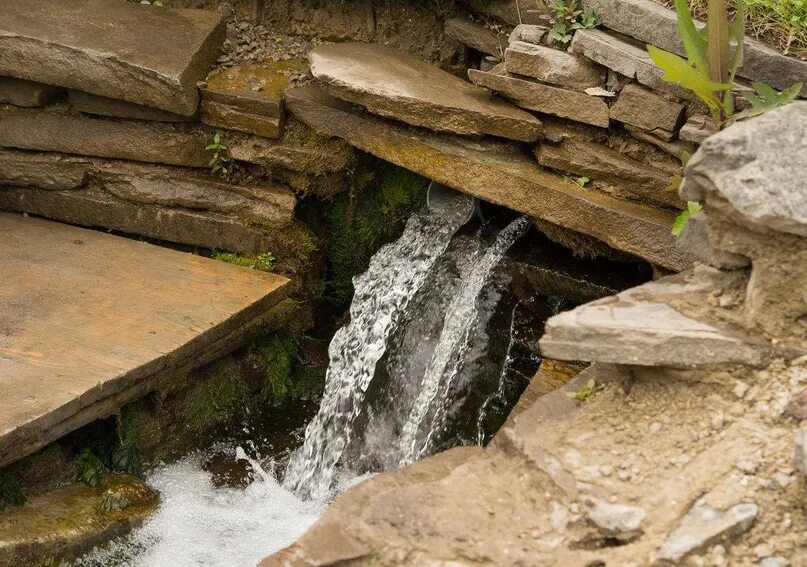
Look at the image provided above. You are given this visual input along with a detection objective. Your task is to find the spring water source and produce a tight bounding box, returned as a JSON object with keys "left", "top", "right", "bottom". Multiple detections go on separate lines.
{"left": 78, "top": 197, "right": 533, "bottom": 566}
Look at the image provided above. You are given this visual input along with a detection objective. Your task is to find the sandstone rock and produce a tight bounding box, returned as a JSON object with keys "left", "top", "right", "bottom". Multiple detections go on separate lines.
{"left": 784, "top": 388, "right": 807, "bottom": 420}
{"left": 0, "top": 105, "right": 210, "bottom": 167}
{"left": 0, "top": 0, "right": 225, "bottom": 115}
{"left": 610, "top": 84, "right": 685, "bottom": 133}
{"left": 0, "top": 150, "right": 298, "bottom": 255}
{"left": 679, "top": 114, "right": 717, "bottom": 144}
{"left": 0, "top": 474, "right": 158, "bottom": 565}
{"left": 795, "top": 427, "right": 807, "bottom": 476}
{"left": 509, "top": 24, "right": 547, "bottom": 46}
{"left": 680, "top": 103, "right": 807, "bottom": 238}
{"left": 656, "top": 502, "right": 758, "bottom": 563}
{"left": 444, "top": 17, "right": 509, "bottom": 57}
{"left": 0, "top": 77, "right": 60, "bottom": 107}
{"left": 626, "top": 125, "right": 696, "bottom": 161}
{"left": 308, "top": 42, "right": 541, "bottom": 142}
{"left": 676, "top": 211, "right": 750, "bottom": 269}
{"left": 571, "top": 29, "right": 691, "bottom": 100}
{"left": 202, "top": 100, "right": 283, "bottom": 138}
{"left": 287, "top": 84, "right": 691, "bottom": 270}
{"left": 505, "top": 41, "right": 604, "bottom": 90}
{"left": 468, "top": 67, "right": 610, "bottom": 128}
{"left": 536, "top": 136, "right": 683, "bottom": 209}
{"left": 69, "top": 90, "right": 194, "bottom": 122}
{"left": 540, "top": 270, "right": 771, "bottom": 367}
{"left": 581, "top": 0, "right": 807, "bottom": 94}
{"left": 583, "top": 497, "right": 646, "bottom": 541}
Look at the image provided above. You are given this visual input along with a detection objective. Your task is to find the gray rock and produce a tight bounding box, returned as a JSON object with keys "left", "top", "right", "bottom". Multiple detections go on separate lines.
{"left": 509, "top": 24, "right": 547, "bottom": 46}
{"left": 309, "top": 42, "right": 541, "bottom": 142}
{"left": 0, "top": 0, "right": 225, "bottom": 115}
{"left": 286, "top": 84, "right": 692, "bottom": 270}
{"left": 784, "top": 388, "right": 807, "bottom": 420}
{"left": 625, "top": 125, "right": 696, "bottom": 161}
{"left": 505, "top": 41, "right": 604, "bottom": 91}
{"left": 444, "top": 17, "right": 509, "bottom": 57}
{"left": 795, "top": 427, "right": 807, "bottom": 476}
{"left": 656, "top": 502, "right": 758, "bottom": 563}
{"left": 69, "top": 90, "right": 195, "bottom": 122}
{"left": 580, "top": 0, "right": 807, "bottom": 94}
{"left": 571, "top": 29, "right": 691, "bottom": 100}
{"left": 540, "top": 271, "right": 770, "bottom": 367}
{"left": 468, "top": 67, "right": 609, "bottom": 128}
{"left": 676, "top": 211, "right": 750, "bottom": 269}
{"left": 610, "top": 84, "right": 685, "bottom": 133}
{"left": 0, "top": 76, "right": 60, "bottom": 107}
{"left": 680, "top": 102, "right": 807, "bottom": 237}
{"left": 583, "top": 497, "right": 646, "bottom": 541}
{"left": 679, "top": 114, "right": 717, "bottom": 144}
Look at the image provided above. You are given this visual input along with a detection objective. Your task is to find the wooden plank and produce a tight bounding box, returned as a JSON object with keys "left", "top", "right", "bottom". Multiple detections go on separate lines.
{"left": 0, "top": 213, "right": 291, "bottom": 467}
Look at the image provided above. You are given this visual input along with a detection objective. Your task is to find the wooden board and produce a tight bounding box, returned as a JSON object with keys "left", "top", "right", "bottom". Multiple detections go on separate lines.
{"left": 0, "top": 213, "right": 291, "bottom": 467}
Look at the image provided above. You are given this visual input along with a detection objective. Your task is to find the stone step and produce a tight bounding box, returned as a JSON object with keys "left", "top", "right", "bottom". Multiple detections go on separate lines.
{"left": 308, "top": 42, "right": 542, "bottom": 142}
{"left": 0, "top": 0, "right": 225, "bottom": 115}
{"left": 540, "top": 268, "right": 772, "bottom": 368}
{"left": 0, "top": 149, "right": 298, "bottom": 256}
{"left": 581, "top": 0, "right": 807, "bottom": 95}
{"left": 286, "top": 84, "right": 694, "bottom": 271}
{"left": 0, "top": 212, "right": 291, "bottom": 468}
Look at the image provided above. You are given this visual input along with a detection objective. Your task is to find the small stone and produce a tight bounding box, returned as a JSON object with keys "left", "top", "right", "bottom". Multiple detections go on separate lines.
{"left": 649, "top": 421, "right": 663, "bottom": 434}
{"left": 784, "top": 387, "right": 807, "bottom": 420}
{"left": 505, "top": 41, "right": 604, "bottom": 91}
{"left": 583, "top": 497, "right": 646, "bottom": 541}
{"left": 610, "top": 84, "right": 685, "bottom": 133}
{"left": 794, "top": 427, "right": 807, "bottom": 476}
{"left": 712, "top": 412, "right": 725, "bottom": 430}
{"left": 509, "top": 24, "right": 547, "bottom": 46}
{"left": 768, "top": 472, "right": 794, "bottom": 489}
{"left": 754, "top": 544, "right": 774, "bottom": 559}
{"left": 736, "top": 459, "right": 759, "bottom": 474}
{"left": 759, "top": 556, "right": 788, "bottom": 567}
{"left": 600, "top": 465, "right": 614, "bottom": 477}
{"left": 734, "top": 382, "right": 750, "bottom": 399}
{"left": 584, "top": 86, "right": 616, "bottom": 97}
{"left": 618, "top": 469, "right": 632, "bottom": 482}
{"left": 680, "top": 114, "right": 718, "bottom": 144}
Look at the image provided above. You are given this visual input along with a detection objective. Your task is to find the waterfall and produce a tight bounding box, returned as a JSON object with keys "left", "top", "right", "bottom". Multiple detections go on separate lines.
{"left": 282, "top": 200, "right": 472, "bottom": 499}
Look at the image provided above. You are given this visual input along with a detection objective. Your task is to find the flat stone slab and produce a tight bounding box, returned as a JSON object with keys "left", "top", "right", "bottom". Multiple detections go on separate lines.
{"left": 0, "top": 77, "right": 60, "bottom": 107}
{"left": 681, "top": 102, "right": 807, "bottom": 238}
{"left": 610, "top": 83, "right": 684, "bottom": 134}
{"left": 0, "top": 213, "right": 291, "bottom": 467}
{"left": 581, "top": 0, "right": 807, "bottom": 94}
{"left": 504, "top": 41, "right": 604, "bottom": 91}
{"left": 286, "top": 84, "right": 692, "bottom": 270}
{"left": 0, "top": 149, "right": 297, "bottom": 255}
{"left": 540, "top": 270, "right": 771, "bottom": 368}
{"left": 308, "top": 42, "right": 542, "bottom": 142}
{"left": 468, "top": 67, "right": 610, "bottom": 128}
{"left": 68, "top": 90, "right": 195, "bottom": 122}
{"left": 0, "top": 0, "right": 225, "bottom": 115}
{"left": 444, "top": 17, "right": 509, "bottom": 57}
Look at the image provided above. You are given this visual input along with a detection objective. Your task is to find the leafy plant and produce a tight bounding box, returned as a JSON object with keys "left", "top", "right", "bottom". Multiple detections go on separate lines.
{"left": 206, "top": 133, "right": 234, "bottom": 178}
{"left": 565, "top": 378, "right": 602, "bottom": 402}
{"left": 541, "top": 0, "right": 600, "bottom": 45}
{"left": 672, "top": 201, "right": 703, "bottom": 236}
{"left": 212, "top": 251, "right": 277, "bottom": 271}
{"left": 735, "top": 81, "right": 802, "bottom": 120}
{"left": 77, "top": 448, "right": 107, "bottom": 488}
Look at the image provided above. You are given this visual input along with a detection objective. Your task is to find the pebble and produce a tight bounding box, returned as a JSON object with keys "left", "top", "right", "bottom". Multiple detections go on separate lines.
{"left": 759, "top": 557, "right": 788, "bottom": 567}
{"left": 736, "top": 459, "right": 759, "bottom": 474}
{"left": 649, "top": 421, "right": 663, "bottom": 434}
{"left": 734, "top": 382, "right": 750, "bottom": 399}
{"left": 600, "top": 465, "right": 614, "bottom": 477}
{"left": 784, "top": 387, "right": 807, "bottom": 420}
{"left": 712, "top": 412, "right": 725, "bottom": 430}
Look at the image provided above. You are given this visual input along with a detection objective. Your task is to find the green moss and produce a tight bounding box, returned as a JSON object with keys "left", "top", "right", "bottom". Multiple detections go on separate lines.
{"left": 212, "top": 251, "right": 277, "bottom": 271}
{"left": 178, "top": 358, "right": 250, "bottom": 436}
{"left": 324, "top": 162, "right": 428, "bottom": 308}
{"left": 254, "top": 333, "right": 296, "bottom": 404}
{"left": 0, "top": 468, "right": 25, "bottom": 511}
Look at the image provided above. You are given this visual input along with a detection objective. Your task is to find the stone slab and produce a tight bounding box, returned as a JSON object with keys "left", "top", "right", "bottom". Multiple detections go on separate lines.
{"left": 540, "top": 271, "right": 771, "bottom": 367}
{"left": 681, "top": 102, "right": 807, "bottom": 238}
{"left": 0, "top": 77, "right": 60, "bottom": 107}
{"left": 0, "top": 150, "right": 297, "bottom": 254}
{"left": 0, "top": 212, "right": 291, "bottom": 467}
{"left": 308, "top": 42, "right": 541, "bottom": 142}
{"left": 202, "top": 100, "right": 283, "bottom": 138}
{"left": 468, "top": 67, "right": 610, "bottom": 128}
{"left": 509, "top": 24, "right": 547, "bottom": 46}
{"left": 504, "top": 41, "right": 604, "bottom": 91}
{"left": 0, "top": 0, "right": 225, "bottom": 115}
{"left": 610, "top": 83, "right": 684, "bottom": 133}
{"left": 581, "top": 0, "right": 807, "bottom": 94}
{"left": 69, "top": 90, "right": 195, "bottom": 122}
{"left": 678, "top": 114, "right": 716, "bottom": 145}
{"left": 444, "top": 17, "right": 509, "bottom": 57}
{"left": 286, "top": 84, "right": 693, "bottom": 270}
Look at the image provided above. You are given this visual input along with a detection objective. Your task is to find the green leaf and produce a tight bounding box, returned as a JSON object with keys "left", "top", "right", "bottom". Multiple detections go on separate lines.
{"left": 647, "top": 45, "right": 731, "bottom": 110}
{"left": 708, "top": 0, "right": 730, "bottom": 84}
{"left": 671, "top": 201, "right": 703, "bottom": 236}
{"left": 673, "top": 0, "right": 708, "bottom": 76}
{"left": 727, "top": 0, "right": 745, "bottom": 79}
{"left": 735, "top": 81, "right": 803, "bottom": 120}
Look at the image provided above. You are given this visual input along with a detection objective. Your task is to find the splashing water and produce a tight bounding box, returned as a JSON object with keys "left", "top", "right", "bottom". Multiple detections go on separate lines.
{"left": 282, "top": 202, "right": 472, "bottom": 499}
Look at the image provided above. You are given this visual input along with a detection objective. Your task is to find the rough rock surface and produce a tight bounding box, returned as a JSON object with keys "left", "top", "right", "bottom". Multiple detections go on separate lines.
{"left": 540, "top": 269, "right": 771, "bottom": 367}
{"left": 504, "top": 41, "right": 604, "bottom": 90}
{"left": 610, "top": 83, "right": 685, "bottom": 133}
{"left": 468, "top": 67, "right": 610, "bottom": 128}
{"left": 0, "top": 150, "right": 298, "bottom": 255}
{"left": 68, "top": 90, "right": 194, "bottom": 122}
{"left": 580, "top": 0, "right": 807, "bottom": 94}
{"left": 676, "top": 211, "right": 751, "bottom": 269}
{"left": 0, "top": 0, "right": 225, "bottom": 115}
{"left": 0, "top": 213, "right": 291, "bottom": 467}
{"left": 509, "top": 24, "right": 548, "bottom": 46}
{"left": 444, "top": 17, "right": 509, "bottom": 57}
{"left": 679, "top": 114, "right": 717, "bottom": 144}
{"left": 286, "top": 84, "right": 691, "bottom": 270}
{"left": 202, "top": 100, "right": 282, "bottom": 138}
{"left": 308, "top": 42, "right": 542, "bottom": 142}
{"left": 0, "top": 77, "right": 60, "bottom": 107}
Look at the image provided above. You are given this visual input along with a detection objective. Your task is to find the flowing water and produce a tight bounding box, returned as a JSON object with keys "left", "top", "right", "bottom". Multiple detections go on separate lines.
{"left": 78, "top": 197, "right": 539, "bottom": 566}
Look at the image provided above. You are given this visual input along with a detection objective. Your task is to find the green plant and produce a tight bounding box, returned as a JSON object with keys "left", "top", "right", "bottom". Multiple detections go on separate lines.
{"left": 76, "top": 448, "right": 107, "bottom": 487}
{"left": 206, "top": 133, "right": 234, "bottom": 178}
{"left": 212, "top": 251, "right": 277, "bottom": 271}
{"left": 672, "top": 201, "right": 704, "bottom": 236}
{"left": 541, "top": 0, "right": 600, "bottom": 44}
{"left": 565, "top": 378, "right": 602, "bottom": 402}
